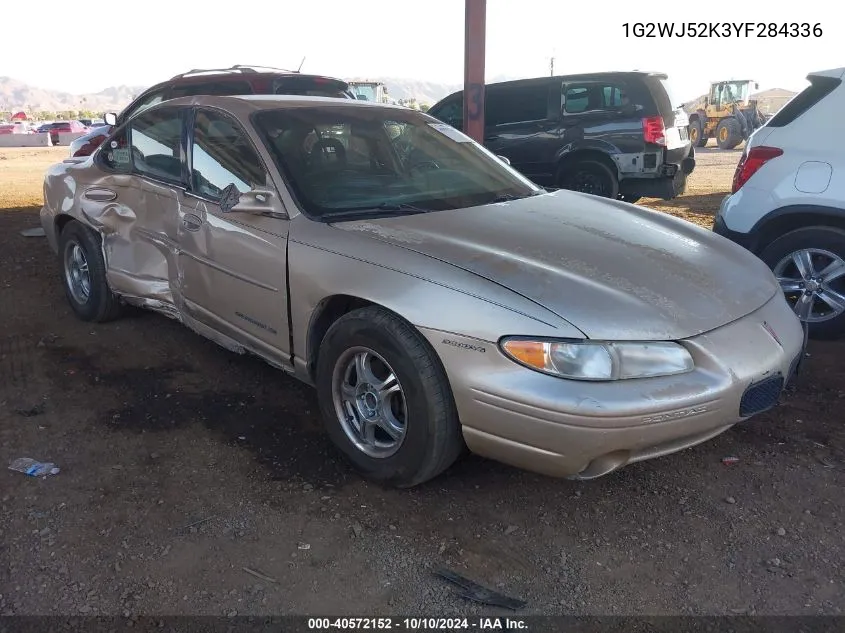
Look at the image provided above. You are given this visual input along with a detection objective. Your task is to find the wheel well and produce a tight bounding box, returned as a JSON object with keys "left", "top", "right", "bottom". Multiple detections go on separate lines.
{"left": 557, "top": 149, "right": 618, "bottom": 181}
{"left": 306, "top": 295, "right": 375, "bottom": 380}
{"left": 55, "top": 214, "right": 75, "bottom": 235}
{"left": 688, "top": 113, "right": 699, "bottom": 123}
{"left": 754, "top": 211, "right": 845, "bottom": 255}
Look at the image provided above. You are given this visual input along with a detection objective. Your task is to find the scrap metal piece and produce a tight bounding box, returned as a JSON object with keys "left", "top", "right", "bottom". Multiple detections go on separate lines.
{"left": 434, "top": 567, "right": 526, "bottom": 610}
{"left": 19, "top": 227, "right": 46, "bottom": 237}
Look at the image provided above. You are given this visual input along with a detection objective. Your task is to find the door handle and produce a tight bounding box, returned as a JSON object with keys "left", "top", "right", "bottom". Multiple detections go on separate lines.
{"left": 83, "top": 187, "right": 117, "bottom": 202}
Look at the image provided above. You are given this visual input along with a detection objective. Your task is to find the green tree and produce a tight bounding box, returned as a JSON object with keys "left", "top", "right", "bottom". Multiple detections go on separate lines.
{"left": 420, "top": 104, "right": 430, "bottom": 112}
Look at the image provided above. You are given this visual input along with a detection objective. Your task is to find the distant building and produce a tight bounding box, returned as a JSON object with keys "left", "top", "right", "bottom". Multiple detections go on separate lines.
{"left": 750, "top": 88, "right": 797, "bottom": 115}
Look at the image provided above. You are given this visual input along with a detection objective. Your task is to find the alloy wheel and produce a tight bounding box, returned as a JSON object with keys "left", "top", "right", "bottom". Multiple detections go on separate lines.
{"left": 331, "top": 347, "right": 408, "bottom": 458}
{"left": 773, "top": 248, "right": 845, "bottom": 322}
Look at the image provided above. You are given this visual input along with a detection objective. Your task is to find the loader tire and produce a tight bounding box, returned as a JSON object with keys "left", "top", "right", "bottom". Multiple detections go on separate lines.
{"left": 716, "top": 118, "right": 743, "bottom": 150}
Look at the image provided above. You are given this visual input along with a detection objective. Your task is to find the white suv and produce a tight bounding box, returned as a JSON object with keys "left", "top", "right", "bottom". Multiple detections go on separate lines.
{"left": 714, "top": 67, "right": 845, "bottom": 339}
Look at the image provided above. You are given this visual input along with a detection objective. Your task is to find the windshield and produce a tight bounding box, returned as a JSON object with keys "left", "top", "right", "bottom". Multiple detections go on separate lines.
{"left": 253, "top": 106, "right": 541, "bottom": 220}
{"left": 349, "top": 85, "right": 377, "bottom": 101}
{"left": 720, "top": 81, "right": 751, "bottom": 104}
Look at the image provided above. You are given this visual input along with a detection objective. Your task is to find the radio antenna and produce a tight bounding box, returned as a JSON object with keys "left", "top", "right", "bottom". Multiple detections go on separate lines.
{"left": 297, "top": 57, "right": 306, "bottom": 72}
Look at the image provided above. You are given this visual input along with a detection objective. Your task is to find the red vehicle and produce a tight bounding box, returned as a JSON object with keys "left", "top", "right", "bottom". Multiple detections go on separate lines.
{"left": 50, "top": 120, "right": 88, "bottom": 145}
{"left": 69, "top": 65, "right": 355, "bottom": 158}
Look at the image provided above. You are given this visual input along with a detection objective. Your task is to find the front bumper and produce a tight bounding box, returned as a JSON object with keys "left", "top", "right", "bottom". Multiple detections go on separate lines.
{"left": 420, "top": 292, "right": 805, "bottom": 480}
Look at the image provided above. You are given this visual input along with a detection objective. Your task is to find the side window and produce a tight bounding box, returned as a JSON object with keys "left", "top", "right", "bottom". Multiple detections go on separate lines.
{"left": 564, "top": 86, "right": 591, "bottom": 113}
{"left": 170, "top": 81, "right": 253, "bottom": 98}
{"left": 100, "top": 107, "right": 184, "bottom": 180}
{"left": 191, "top": 109, "right": 267, "bottom": 200}
{"left": 486, "top": 85, "right": 548, "bottom": 126}
{"left": 430, "top": 98, "right": 463, "bottom": 129}
{"left": 130, "top": 108, "right": 185, "bottom": 184}
{"left": 123, "top": 90, "right": 166, "bottom": 122}
{"left": 709, "top": 83, "right": 720, "bottom": 104}
{"left": 601, "top": 85, "right": 627, "bottom": 108}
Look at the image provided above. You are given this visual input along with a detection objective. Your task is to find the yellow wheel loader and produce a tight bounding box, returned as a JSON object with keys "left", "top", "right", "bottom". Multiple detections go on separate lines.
{"left": 686, "top": 80, "right": 769, "bottom": 150}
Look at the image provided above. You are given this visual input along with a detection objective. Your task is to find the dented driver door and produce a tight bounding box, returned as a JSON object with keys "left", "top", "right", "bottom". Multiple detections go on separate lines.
{"left": 176, "top": 108, "right": 291, "bottom": 368}
{"left": 86, "top": 106, "right": 188, "bottom": 311}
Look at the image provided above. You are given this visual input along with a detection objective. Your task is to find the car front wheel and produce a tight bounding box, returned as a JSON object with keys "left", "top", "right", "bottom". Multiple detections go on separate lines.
{"left": 58, "top": 221, "right": 123, "bottom": 322}
{"left": 760, "top": 227, "right": 845, "bottom": 340}
{"left": 315, "top": 306, "right": 464, "bottom": 487}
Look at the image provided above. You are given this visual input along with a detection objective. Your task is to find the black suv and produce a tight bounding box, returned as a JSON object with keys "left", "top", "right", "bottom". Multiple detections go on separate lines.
{"left": 69, "top": 65, "right": 354, "bottom": 158}
{"left": 428, "top": 71, "right": 695, "bottom": 202}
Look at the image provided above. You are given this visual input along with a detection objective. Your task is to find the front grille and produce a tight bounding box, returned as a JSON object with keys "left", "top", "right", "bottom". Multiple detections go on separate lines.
{"left": 739, "top": 374, "right": 784, "bottom": 417}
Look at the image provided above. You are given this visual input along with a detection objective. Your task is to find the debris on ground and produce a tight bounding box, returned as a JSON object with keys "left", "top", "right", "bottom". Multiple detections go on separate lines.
{"left": 725, "top": 496, "right": 737, "bottom": 504}
{"left": 434, "top": 567, "right": 527, "bottom": 610}
{"left": 19, "top": 227, "right": 46, "bottom": 237}
{"left": 297, "top": 542, "right": 311, "bottom": 550}
{"left": 721, "top": 456, "right": 740, "bottom": 465}
{"left": 8, "top": 457, "right": 60, "bottom": 477}
{"left": 14, "top": 402, "right": 45, "bottom": 417}
{"left": 351, "top": 522, "right": 364, "bottom": 538}
{"left": 174, "top": 515, "right": 216, "bottom": 532}
{"left": 242, "top": 567, "right": 278, "bottom": 584}
{"left": 504, "top": 525, "right": 519, "bottom": 535}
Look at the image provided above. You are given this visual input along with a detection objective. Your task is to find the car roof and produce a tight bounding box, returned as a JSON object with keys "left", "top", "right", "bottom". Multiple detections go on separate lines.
{"left": 433, "top": 71, "right": 669, "bottom": 103}
{"left": 807, "top": 67, "right": 845, "bottom": 80}
{"left": 160, "top": 94, "right": 409, "bottom": 113}
{"left": 143, "top": 69, "right": 349, "bottom": 93}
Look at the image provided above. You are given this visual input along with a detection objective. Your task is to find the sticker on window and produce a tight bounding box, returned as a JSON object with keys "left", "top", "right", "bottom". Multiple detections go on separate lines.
{"left": 427, "top": 123, "right": 473, "bottom": 143}
{"left": 110, "top": 148, "right": 131, "bottom": 165}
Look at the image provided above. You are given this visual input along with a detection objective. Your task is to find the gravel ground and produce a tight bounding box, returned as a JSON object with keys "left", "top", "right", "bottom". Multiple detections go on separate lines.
{"left": 0, "top": 147, "right": 843, "bottom": 616}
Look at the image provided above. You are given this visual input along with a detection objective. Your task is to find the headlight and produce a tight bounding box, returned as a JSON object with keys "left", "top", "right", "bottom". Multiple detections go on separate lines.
{"left": 500, "top": 338, "right": 694, "bottom": 381}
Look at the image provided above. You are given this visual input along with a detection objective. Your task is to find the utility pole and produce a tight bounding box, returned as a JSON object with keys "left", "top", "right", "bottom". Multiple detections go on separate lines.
{"left": 550, "top": 56, "right": 555, "bottom": 77}
{"left": 462, "top": 0, "right": 486, "bottom": 142}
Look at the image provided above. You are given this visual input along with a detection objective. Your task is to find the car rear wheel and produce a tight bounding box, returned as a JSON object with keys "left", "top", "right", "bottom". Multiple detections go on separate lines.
{"left": 558, "top": 160, "right": 619, "bottom": 199}
{"left": 315, "top": 306, "right": 464, "bottom": 487}
{"left": 716, "top": 118, "right": 743, "bottom": 150}
{"left": 759, "top": 227, "right": 845, "bottom": 340}
{"left": 689, "top": 119, "right": 707, "bottom": 147}
{"left": 59, "top": 221, "right": 123, "bottom": 322}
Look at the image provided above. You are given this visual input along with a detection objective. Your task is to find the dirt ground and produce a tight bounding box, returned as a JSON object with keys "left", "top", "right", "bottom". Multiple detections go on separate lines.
{"left": 1, "top": 146, "right": 843, "bottom": 617}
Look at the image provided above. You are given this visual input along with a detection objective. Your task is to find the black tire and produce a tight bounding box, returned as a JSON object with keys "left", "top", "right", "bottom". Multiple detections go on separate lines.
{"left": 315, "top": 306, "right": 464, "bottom": 487}
{"left": 58, "top": 221, "right": 123, "bottom": 322}
{"left": 558, "top": 160, "right": 619, "bottom": 198}
{"left": 689, "top": 118, "right": 707, "bottom": 148}
{"left": 617, "top": 194, "right": 642, "bottom": 204}
{"left": 758, "top": 226, "right": 845, "bottom": 340}
{"left": 716, "top": 118, "right": 743, "bottom": 150}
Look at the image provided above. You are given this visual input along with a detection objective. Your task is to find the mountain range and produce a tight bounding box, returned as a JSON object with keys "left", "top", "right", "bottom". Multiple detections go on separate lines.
{"left": 0, "top": 75, "right": 483, "bottom": 114}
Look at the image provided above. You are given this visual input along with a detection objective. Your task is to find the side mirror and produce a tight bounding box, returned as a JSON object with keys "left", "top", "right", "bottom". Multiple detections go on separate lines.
{"left": 219, "top": 184, "right": 287, "bottom": 218}
{"left": 103, "top": 112, "right": 117, "bottom": 126}
{"left": 496, "top": 155, "right": 511, "bottom": 165}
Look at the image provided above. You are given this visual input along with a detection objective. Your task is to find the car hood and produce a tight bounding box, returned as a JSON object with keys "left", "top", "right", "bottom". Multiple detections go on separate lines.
{"left": 331, "top": 191, "right": 778, "bottom": 340}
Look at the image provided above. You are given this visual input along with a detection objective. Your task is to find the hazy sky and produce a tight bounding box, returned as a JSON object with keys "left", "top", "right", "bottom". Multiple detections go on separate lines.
{"left": 2, "top": 0, "right": 840, "bottom": 102}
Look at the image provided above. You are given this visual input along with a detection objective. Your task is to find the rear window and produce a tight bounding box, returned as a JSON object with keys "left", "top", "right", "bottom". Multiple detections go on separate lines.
{"left": 766, "top": 76, "right": 841, "bottom": 127}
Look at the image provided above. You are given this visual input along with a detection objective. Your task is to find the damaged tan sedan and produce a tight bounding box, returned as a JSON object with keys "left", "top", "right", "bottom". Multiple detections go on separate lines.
{"left": 41, "top": 95, "right": 807, "bottom": 487}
